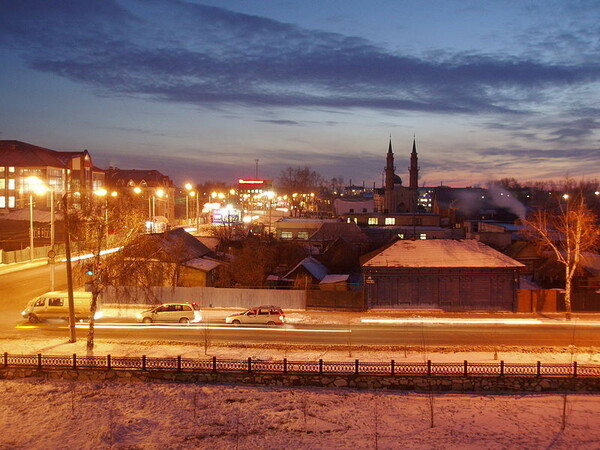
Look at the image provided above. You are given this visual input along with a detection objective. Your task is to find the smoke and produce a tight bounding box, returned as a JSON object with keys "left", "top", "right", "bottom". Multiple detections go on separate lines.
{"left": 487, "top": 187, "right": 527, "bottom": 219}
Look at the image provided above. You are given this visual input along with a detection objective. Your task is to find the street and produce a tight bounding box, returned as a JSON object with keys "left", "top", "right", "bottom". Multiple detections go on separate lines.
{"left": 2, "top": 264, "right": 600, "bottom": 348}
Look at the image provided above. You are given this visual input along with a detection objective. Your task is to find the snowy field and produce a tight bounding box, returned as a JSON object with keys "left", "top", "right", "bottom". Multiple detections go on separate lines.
{"left": 1, "top": 378, "right": 600, "bottom": 449}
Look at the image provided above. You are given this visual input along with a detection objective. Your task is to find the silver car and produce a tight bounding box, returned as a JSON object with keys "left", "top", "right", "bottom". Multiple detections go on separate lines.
{"left": 137, "top": 302, "right": 202, "bottom": 324}
{"left": 225, "top": 305, "right": 285, "bottom": 326}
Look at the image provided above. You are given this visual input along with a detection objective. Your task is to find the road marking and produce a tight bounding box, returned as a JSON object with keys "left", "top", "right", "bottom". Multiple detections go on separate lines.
{"left": 71, "top": 323, "right": 351, "bottom": 333}
{"left": 361, "top": 318, "right": 600, "bottom": 326}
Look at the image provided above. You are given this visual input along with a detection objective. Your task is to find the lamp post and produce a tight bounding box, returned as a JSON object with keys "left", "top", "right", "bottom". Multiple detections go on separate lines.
{"left": 185, "top": 183, "right": 193, "bottom": 224}
{"left": 25, "top": 176, "right": 46, "bottom": 262}
{"left": 94, "top": 189, "right": 117, "bottom": 246}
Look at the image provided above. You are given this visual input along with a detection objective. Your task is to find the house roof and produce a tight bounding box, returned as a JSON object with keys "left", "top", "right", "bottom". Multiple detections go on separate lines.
{"left": 0, "top": 140, "right": 87, "bottom": 168}
{"left": 320, "top": 274, "right": 350, "bottom": 284}
{"left": 309, "top": 222, "right": 367, "bottom": 243}
{"left": 106, "top": 168, "right": 173, "bottom": 187}
{"left": 284, "top": 256, "right": 328, "bottom": 281}
{"left": 126, "top": 228, "right": 212, "bottom": 263}
{"left": 183, "top": 257, "right": 222, "bottom": 272}
{"left": 363, "top": 239, "right": 525, "bottom": 268}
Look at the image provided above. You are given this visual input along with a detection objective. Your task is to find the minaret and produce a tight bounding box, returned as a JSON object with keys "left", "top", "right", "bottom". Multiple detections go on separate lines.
{"left": 409, "top": 138, "right": 418, "bottom": 189}
{"left": 385, "top": 138, "right": 395, "bottom": 191}
{"left": 384, "top": 138, "right": 395, "bottom": 213}
{"left": 409, "top": 137, "right": 419, "bottom": 213}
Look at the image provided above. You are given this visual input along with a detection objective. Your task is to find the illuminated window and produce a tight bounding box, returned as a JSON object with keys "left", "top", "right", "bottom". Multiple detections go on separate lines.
{"left": 420, "top": 234, "right": 427, "bottom": 240}
{"left": 385, "top": 217, "right": 395, "bottom": 225}
{"left": 281, "top": 231, "right": 292, "bottom": 239}
{"left": 8, "top": 179, "right": 15, "bottom": 190}
{"left": 8, "top": 196, "right": 15, "bottom": 208}
{"left": 8, "top": 166, "right": 15, "bottom": 173}
{"left": 368, "top": 217, "right": 378, "bottom": 225}
{"left": 298, "top": 231, "right": 309, "bottom": 239}
{"left": 0, "top": 196, "right": 5, "bottom": 208}
{"left": 0, "top": 179, "right": 4, "bottom": 189}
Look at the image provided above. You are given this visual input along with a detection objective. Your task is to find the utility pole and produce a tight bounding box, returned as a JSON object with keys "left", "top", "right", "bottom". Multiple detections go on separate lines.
{"left": 63, "top": 194, "right": 76, "bottom": 343}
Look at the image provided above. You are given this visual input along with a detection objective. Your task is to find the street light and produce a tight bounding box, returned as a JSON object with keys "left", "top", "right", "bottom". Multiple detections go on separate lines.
{"left": 185, "top": 183, "right": 193, "bottom": 224}
{"left": 94, "top": 189, "right": 117, "bottom": 246}
{"left": 25, "top": 176, "right": 46, "bottom": 262}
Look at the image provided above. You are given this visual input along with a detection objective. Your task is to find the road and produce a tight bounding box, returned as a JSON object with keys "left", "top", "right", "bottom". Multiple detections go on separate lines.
{"left": 0, "top": 262, "right": 68, "bottom": 326}
{"left": 2, "top": 265, "right": 600, "bottom": 348}
{"left": 9, "top": 320, "right": 600, "bottom": 348}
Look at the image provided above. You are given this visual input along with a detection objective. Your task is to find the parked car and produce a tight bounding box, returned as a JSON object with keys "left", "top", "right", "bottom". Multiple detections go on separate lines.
{"left": 137, "top": 302, "right": 202, "bottom": 324}
{"left": 225, "top": 305, "right": 285, "bottom": 325}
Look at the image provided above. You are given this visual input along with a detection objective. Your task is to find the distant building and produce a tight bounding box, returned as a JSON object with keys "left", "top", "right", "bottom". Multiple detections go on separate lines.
{"left": 106, "top": 168, "right": 175, "bottom": 223}
{"left": 0, "top": 140, "right": 104, "bottom": 212}
{"left": 362, "top": 239, "right": 524, "bottom": 311}
{"left": 373, "top": 138, "right": 419, "bottom": 214}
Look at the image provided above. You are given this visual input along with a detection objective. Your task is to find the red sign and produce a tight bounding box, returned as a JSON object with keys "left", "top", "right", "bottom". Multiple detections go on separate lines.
{"left": 238, "top": 179, "right": 265, "bottom": 185}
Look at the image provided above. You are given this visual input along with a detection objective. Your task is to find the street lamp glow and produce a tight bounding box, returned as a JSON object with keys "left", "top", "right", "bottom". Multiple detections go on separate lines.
{"left": 133, "top": 187, "right": 142, "bottom": 194}
{"left": 94, "top": 188, "right": 107, "bottom": 197}
{"left": 110, "top": 191, "right": 118, "bottom": 197}
{"left": 563, "top": 194, "right": 569, "bottom": 200}
{"left": 155, "top": 188, "right": 164, "bottom": 198}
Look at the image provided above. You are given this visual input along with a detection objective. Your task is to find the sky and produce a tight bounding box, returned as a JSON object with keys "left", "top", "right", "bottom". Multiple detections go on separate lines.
{"left": 0, "top": 0, "right": 598, "bottom": 188}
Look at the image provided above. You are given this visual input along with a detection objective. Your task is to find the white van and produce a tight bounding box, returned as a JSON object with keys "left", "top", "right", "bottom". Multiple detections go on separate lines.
{"left": 21, "top": 291, "right": 100, "bottom": 323}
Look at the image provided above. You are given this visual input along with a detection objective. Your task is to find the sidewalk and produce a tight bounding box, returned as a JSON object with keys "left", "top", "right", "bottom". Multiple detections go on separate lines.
{"left": 0, "top": 259, "right": 48, "bottom": 276}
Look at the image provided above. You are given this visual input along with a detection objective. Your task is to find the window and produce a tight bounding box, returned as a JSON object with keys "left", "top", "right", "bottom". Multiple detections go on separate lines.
{"left": 368, "top": 217, "right": 378, "bottom": 225}
{"left": 281, "top": 231, "right": 293, "bottom": 239}
{"left": 8, "top": 179, "right": 15, "bottom": 190}
{"left": 8, "top": 166, "right": 15, "bottom": 173}
{"left": 8, "top": 196, "right": 15, "bottom": 208}
{"left": 385, "top": 217, "right": 395, "bottom": 225}
{"left": 298, "top": 231, "right": 309, "bottom": 239}
{"left": 419, "top": 233, "right": 427, "bottom": 240}
{"left": 349, "top": 208, "right": 354, "bottom": 213}
{"left": 362, "top": 208, "right": 367, "bottom": 213}
{"left": 35, "top": 298, "right": 45, "bottom": 307}
{"left": 48, "top": 298, "right": 63, "bottom": 307}
{"left": 0, "top": 179, "right": 4, "bottom": 189}
{"left": 0, "top": 196, "right": 5, "bottom": 208}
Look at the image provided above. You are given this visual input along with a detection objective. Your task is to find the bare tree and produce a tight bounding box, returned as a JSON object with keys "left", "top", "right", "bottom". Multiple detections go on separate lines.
{"left": 69, "top": 193, "right": 169, "bottom": 351}
{"left": 523, "top": 192, "right": 599, "bottom": 319}
{"left": 276, "top": 166, "right": 324, "bottom": 196}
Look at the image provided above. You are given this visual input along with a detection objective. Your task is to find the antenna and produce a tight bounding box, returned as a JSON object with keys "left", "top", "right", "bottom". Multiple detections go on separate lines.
{"left": 255, "top": 159, "right": 259, "bottom": 179}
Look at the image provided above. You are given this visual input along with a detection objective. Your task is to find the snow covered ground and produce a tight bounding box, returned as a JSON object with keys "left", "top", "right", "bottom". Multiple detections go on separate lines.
{"left": 1, "top": 336, "right": 598, "bottom": 365}
{"left": 1, "top": 378, "right": 600, "bottom": 449}
{"left": 2, "top": 336, "right": 600, "bottom": 448}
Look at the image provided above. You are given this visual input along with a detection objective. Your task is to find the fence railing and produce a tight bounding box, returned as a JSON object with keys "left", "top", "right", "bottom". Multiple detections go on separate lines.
{"left": 3, "top": 353, "right": 599, "bottom": 378}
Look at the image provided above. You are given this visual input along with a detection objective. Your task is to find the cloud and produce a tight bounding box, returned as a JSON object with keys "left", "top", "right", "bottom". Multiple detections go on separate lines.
{"left": 255, "top": 120, "right": 302, "bottom": 126}
{"left": 1, "top": 0, "right": 598, "bottom": 117}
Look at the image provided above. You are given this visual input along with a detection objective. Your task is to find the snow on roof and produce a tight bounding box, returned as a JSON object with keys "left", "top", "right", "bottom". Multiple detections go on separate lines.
{"left": 519, "top": 277, "right": 541, "bottom": 290}
{"left": 284, "top": 256, "right": 328, "bottom": 281}
{"left": 320, "top": 274, "right": 350, "bottom": 284}
{"left": 363, "top": 239, "right": 525, "bottom": 268}
{"left": 183, "top": 258, "right": 222, "bottom": 272}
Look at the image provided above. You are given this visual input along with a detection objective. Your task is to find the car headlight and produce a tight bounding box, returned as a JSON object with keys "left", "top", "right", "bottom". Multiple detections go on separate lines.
{"left": 136, "top": 313, "right": 143, "bottom": 319}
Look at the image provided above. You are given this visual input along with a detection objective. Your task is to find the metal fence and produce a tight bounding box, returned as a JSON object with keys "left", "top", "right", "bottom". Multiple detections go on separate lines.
{"left": 3, "top": 353, "right": 600, "bottom": 378}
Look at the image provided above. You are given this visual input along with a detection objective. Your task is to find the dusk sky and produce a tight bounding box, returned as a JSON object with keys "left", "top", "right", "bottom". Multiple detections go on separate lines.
{"left": 1, "top": 0, "right": 598, "bottom": 187}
